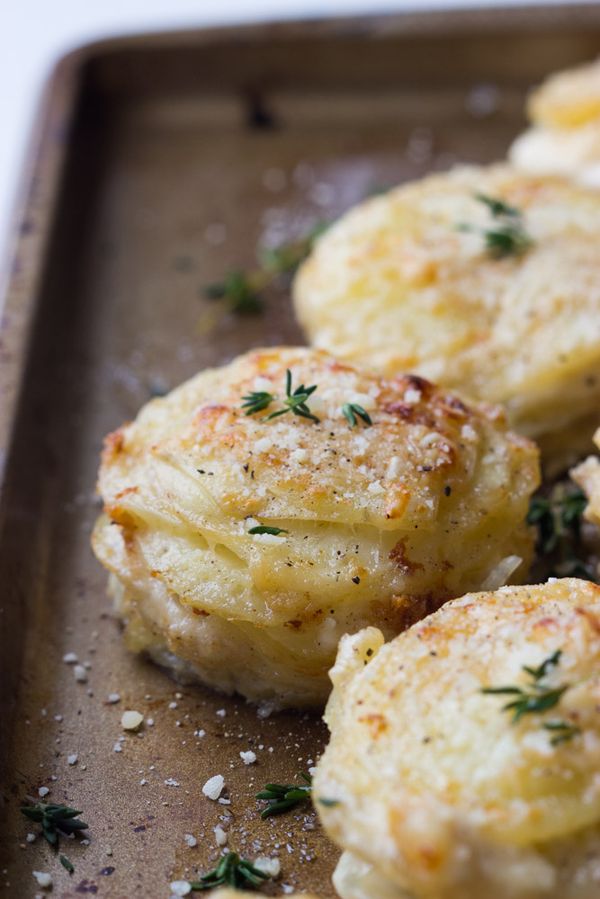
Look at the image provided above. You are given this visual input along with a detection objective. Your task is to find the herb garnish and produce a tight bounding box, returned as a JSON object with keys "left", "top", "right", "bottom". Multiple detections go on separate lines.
{"left": 242, "top": 370, "right": 319, "bottom": 423}
{"left": 248, "top": 525, "right": 288, "bottom": 536}
{"left": 543, "top": 720, "right": 582, "bottom": 746}
{"left": 241, "top": 389, "right": 275, "bottom": 417}
{"left": 459, "top": 192, "right": 533, "bottom": 259}
{"left": 342, "top": 403, "right": 372, "bottom": 428}
{"left": 59, "top": 854, "right": 75, "bottom": 874}
{"left": 482, "top": 649, "right": 577, "bottom": 741}
{"left": 188, "top": 852, "right": 272, "bottom": 890}
{"left": 528, "top": 482, "right": 595, "bottom": 580}
{"left": 317, "top": 797, "right": 341, "bottom": 808}
{"left": 20, "top": 801, "right": 88, "bottom": 849}
{"left": 205, "top": 223, "right": 327, "bottom": 315}
{"left": 256, "top": 773, "right": 312, "bottom": 818}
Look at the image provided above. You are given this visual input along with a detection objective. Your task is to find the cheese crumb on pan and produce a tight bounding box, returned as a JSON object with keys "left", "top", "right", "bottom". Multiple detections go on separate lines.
{"left": 92, "top": 347, "right": 538, "bottom": 708}
{"left": 314, "top": 578, "right": 600, "bottom": 899}
{"left": 293, "top": 165, "right": 600, "bottom": 474}
{"left": 510, "top": 58, "right": 600, "bottom": 187}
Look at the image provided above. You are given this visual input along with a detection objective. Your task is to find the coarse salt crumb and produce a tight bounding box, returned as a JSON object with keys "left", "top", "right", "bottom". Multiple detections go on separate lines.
{"left": 169, "top": 881, "right": 192, "bottom": 897}
{"left": 121, "top": 710, "right": 144, "bottom": 731}
{"left": 240, "top": 750, "right": 257, "bottom": 765}
{"left": 168, "top": 701, "right": 178, "bottom": 710}
{"left": 195, "top": 729, "right": 206, "bottom": 738}
{"left": 32, "top": 872, "right": 52, "bottom": 889}
{"left": 113, "top": 742, "right": 122, "bottom": 753}
{"left": 403, "top": 388, "right": 421, "bottom": 404}
{"left": 73, "top": 665, "right": 88, "bottom": 683}
{"left": 214, "top": 824, "right": 228, "bottom": 846}
{"left": 202, "top": 774, "right": 225, "bottom": 800}
{"left": 309, "top": 766, "right": 317, "bottom": 776}
{"left": 146, "top": 718, "right": 154, "bottom": 726}
{"left": 62, "top": 652, "right": 78, "bottom": 664}
{"left": 107, "top": 693, "right": 121, "bottom": 704}
{"left": 38, "top": 787, "right": 49, "bottom": 798}
{"left": 216, "top": 709, "right": 226, "bottom": 718}
{"left": 164, "top": 778, "right": 180, "bottom": 787}
{"left": 105, "top": 847, "right": 113, "bottom": 856}
{"left": 254, "top": 857, "right": 281, "bottom": 878}
{"left": 54, "top": 715, "right": 63, "bottom": 722}
{"left": 184, "top": 833, "right": 197, "bottom": 848}
{"left": 67, "top": 754, "right": 78, "bottom": 766}
{"left": 26, "top": 833, "right": 36, "bottom": 843}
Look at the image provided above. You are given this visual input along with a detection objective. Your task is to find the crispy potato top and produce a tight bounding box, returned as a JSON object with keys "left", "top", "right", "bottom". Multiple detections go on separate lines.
{"left": 315, "top": 579, "right": 600, "bottom": 896}
{"left": 293, "top": 166, "right": 600, "bottom": 446}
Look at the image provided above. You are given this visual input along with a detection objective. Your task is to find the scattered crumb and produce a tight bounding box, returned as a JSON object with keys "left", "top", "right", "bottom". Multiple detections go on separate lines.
{"left": 26, "top": 833, "right": 36, "bottom": 843}
{"left": 32, "top": 871, "right": 52, "bottom": 889}
{"left": 164, "top": 778, "right": 180, "bottom": 787}
{"left": 202, "top": 774, "right": 225, "bottom": 800}
{"left": 62, "top": 652, "right": 78, "bottom": 664}
{"left": 240, "top": 750, "right": 257, "bottom": 765}
{"left": 214, "top": 824, "right": 228, "bottom": 846}
{"left": 170, "top": 882, "right": 192, "bottom": 897}
{"left": 121, "top": 710, "right": 144, "bottom": 731}
{"left": 38, "top": 787, "right": 49, "bottom": 798}
{"left": 67, "top": 754, "right": 78, "bottom": 766}
{"left": 184, "top": 833, "right": 197, "bottom": 848}
{"left": 73, "top": 665, "right": 88, "bottom": 683}
{"left": 107, "top": 693, "right": 121, "bottom": 704}
{"left": 254, "top": 856, "right": 281, "bottom": 878}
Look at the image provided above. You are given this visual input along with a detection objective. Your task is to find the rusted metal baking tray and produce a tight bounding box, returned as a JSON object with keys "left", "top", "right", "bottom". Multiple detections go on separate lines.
{"left": 2, "top": 6, "right": 600, "bottom": 897}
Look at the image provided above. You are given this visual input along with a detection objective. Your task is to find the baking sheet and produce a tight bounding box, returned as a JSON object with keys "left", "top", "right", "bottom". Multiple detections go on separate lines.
{"left": 2, "top": 7, "right": 600, "bottom": 897}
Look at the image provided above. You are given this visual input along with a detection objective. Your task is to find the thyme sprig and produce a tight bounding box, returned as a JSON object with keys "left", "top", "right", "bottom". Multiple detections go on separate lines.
{"left": 528, "top": 482, "right": 595, "bottom": 580}
{"left": 342, "top": 403, "right": 372, "bottom": 428}
{"left": 188, "top": 852, "right": 272, "bottom": 890}
{"left": 256, "top": 773, "right": 312, "bottom": 818}
{"left": 242, "top": 370, "right": 320, "bottom": 423}
{"left": 459, "top": 192, "right": 533, "bottom": 259}
{"left": 20, "top": 801, "right": 88, "bottom": 849}
{"left": 482, "top": 649, "right": 577, "bottom": 737}
{"left": 205, "top": 223, "right": 327, "bottom": 314}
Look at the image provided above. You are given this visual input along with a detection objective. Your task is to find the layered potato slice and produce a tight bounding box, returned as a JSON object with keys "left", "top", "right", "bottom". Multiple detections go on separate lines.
{"left": 510, "top": 59, "right": 600, "bottom": 187}
{"left": 92, "top": 347, "right": 538, "bottom": 708}
{"left": 314, "top": 579, "right": 600, "bottom": 899}
{"left": 293, "top": 165, "right": 600, "bottom": 473}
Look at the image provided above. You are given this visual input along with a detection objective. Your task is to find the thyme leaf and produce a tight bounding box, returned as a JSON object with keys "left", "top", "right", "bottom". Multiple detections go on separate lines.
{"left": 256, "top": 773, "right": 312, "bottom": 818}
{"left": 543, "top": 720, "right": 582, "bottom": 746}
{"left": 248, "top": 525, "right": 288, "bottom": 536}
{"left": 342, "top": 403, "right": 372, "bottom": 428}
{"left": 241, "top": 390, "right": 275, "bottom": 416}
{"left": 59, "top": 854, "right": 75, "bottom": 874}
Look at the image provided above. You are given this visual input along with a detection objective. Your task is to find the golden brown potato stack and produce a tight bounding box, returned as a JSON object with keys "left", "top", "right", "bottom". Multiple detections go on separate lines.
{"left": 510, "top": 58, "right": 600, "bottom": 187}
{"left": 92, "top": 347, "right": 538, "bottom": 708}
{"left": 314, "top": 579, "right": 600, "bottom": 899}
{"left": 294, "top": 164, "right": 600, "bottom": 474}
